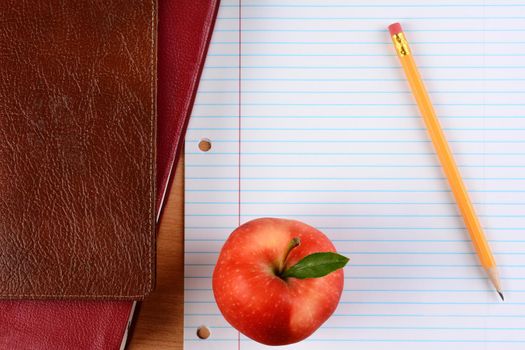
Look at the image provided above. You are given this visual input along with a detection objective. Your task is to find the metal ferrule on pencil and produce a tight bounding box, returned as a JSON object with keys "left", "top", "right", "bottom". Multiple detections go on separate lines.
{"left": 391, "top": 32, "right": 411, "bottom": 57}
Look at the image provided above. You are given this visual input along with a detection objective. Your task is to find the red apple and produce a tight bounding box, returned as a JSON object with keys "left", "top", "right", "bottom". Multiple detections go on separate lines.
{"left": 212, "top": 217, "right": 347, "bottom": 346}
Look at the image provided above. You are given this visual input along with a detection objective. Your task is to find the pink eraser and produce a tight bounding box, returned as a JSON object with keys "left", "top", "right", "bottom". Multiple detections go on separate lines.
{"left": 388, "top": 23, "right": 403, "bottom": 35}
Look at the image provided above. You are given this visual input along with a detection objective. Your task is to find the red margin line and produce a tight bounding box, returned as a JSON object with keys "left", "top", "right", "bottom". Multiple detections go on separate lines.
{"left": 238, "top": 0, "right": 242, "bottom": 227}
{"left": 237, "top": 1, "right": 242, "bottom": 349}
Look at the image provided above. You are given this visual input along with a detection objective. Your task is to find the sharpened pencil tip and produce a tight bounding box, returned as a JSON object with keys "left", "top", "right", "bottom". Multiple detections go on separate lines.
{"left": 498, "top": 291, "right": 505, "bottom": 301}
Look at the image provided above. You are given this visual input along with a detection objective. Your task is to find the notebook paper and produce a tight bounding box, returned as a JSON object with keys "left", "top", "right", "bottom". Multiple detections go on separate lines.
{"left": 184, "top": 0, "right": 525, "bottom": 348}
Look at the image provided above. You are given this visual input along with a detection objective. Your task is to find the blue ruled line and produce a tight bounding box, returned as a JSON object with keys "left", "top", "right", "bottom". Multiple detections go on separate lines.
{"left": 185, "top": 188, "right": 450, "bottom": 191}
{"left": 221, "top": 3, "right": 525, "bottom": 8}
{"left": 183, "top": 312, "right": 525, "bottom": 318}
{"left": 185, "top": 237, "right": 525, "bottom": 242}
{"left": 222, "top": 16, "right": 525, "bottom": 21}
{"left": 184, "top": 300, "right": 525, "bottom": 305}
{"left": 184, "top": 275, "right": 524, "bottom": 279}
{"left": 201, "top": 77, "right": 525, "bottom": 82}
{"left": 185, "top": 165, "right": 525, "bottom": 169}
{"left": 185, "top": 264, "right": 525, "bottom": 268}
{"left": 183, "top": 287, "right": 525, "bottom": 292}
{"left": 189, "top": 115, "right": 525, "bottom": 119}
{"left": 188, "top": 127, "right": 525, "bottom": 131}
{"left": 198, "top": 90, "right": 525, "bottom": 94}
{"left": 184, "top": 251, "right": 524, "bottom": 256}
{"left": 184, "top": 214, "right": 525, "bottom": 219}
{"left": 183, "top": 338, "right": 525, "bottom": 343}
{"left": 184, "top": 174, "right": 460, "bottom": 181}
{"left": 215, "top": 29, "right": 525, "bottom": 32}
{"left": 204, "top": 65, "right": 525, "bottom": 69}
{"left": 185, "top": 154, "right": 525, "bottom": 158}
{"left": 213, "top": 41, "right": 525, "bottom": 45}
{"left": 184, "top": 201, "right": 525, "bottom": 205}
{"left": 207, "top": 54, "right": 525, "bottom": 58}
{"left": 187, "top": 139, "right": 525, "bottom": 143}
{"left": 195, "top": 100, "right": 525, "bottom": 104}
{"left": 184, "top": 325, "right": 525, "bottom": 330}
{"left": 184, "top": 226, "right": 525, "bottom": 231}
{"left": 184, "top": 250, "right": 525, "bottom": 258}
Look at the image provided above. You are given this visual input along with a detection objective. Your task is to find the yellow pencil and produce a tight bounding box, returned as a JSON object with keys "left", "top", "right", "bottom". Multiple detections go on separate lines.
{"left": 388, "top": 22, "right": 504, "bottom": 300}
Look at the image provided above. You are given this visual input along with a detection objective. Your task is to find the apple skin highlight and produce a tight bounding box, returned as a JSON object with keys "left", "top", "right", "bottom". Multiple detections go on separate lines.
{"left": 212, "top": 217, "right": 344, "bottom": 346}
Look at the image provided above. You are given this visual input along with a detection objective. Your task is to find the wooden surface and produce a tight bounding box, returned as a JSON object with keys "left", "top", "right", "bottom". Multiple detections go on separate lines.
{"left": 128, "top": 157, "right": 185, "bottom": 350}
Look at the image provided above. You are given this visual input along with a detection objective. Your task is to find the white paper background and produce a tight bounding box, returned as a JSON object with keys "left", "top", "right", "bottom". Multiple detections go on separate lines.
{"left": 185, "top": 1, "right": 525, "bottom": 348}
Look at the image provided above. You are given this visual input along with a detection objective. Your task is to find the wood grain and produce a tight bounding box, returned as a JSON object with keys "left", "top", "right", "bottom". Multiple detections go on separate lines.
{"left": 128, "top": 156, "right": 185, "bottom": 350}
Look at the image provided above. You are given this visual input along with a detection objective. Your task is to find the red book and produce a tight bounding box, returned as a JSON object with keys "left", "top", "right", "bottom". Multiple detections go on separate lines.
{"left": 0, "top": 0, "right": 219, "bottom": 348}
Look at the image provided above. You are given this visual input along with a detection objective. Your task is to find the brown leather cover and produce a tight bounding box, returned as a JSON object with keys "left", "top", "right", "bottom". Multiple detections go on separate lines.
{"left": 0, "top": 0, "right": 157, "bottom": 299}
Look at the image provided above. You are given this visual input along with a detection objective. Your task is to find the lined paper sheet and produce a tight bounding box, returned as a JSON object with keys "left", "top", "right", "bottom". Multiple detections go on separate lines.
{"left": 184, "top": 1, "right": 525, "bottom": 348}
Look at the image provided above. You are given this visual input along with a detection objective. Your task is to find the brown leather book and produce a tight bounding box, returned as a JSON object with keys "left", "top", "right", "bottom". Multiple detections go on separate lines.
{"left": 0, "top": 0, "right": 156, "bottom": 299}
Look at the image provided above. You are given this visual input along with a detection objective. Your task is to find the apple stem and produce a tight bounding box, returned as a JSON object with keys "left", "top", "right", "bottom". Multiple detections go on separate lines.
{"left": 278, "top": 237, "right": 301, "bottom": 276}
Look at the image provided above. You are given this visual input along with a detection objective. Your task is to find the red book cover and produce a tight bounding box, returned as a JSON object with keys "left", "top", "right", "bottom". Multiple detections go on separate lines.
{"left": 156, "top": 0, "right": 221, "bottom": 215}
{"left": 0, "top": 0, "right": 220, "bottom": 348}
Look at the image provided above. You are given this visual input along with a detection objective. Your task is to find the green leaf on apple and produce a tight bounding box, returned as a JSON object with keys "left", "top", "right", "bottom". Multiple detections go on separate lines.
{"left": 281, "top": 252, "right": 349, "bottom": 279}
